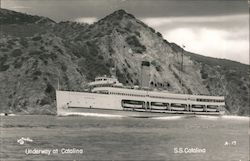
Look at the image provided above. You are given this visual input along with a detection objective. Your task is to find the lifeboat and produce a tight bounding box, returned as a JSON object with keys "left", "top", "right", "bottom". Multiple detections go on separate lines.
{"left": 170, "top": 103, "right": 187, "bottom": 111}
{"left": 206, "top": 105, "right": 218, "bottom": 112}
{"left": 121, "top": 100, "right": 145, "bottom": 109}
{"left": 150, "top": 102, "right": 169, "bottom": 110}
{"left": 191, "top": 105, "right": 204, "bottom": 112}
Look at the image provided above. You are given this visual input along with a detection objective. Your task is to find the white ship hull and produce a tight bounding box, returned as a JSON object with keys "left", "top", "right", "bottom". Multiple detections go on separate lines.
{"left": 56, "top": 90, "right": 225, "bottom": 116}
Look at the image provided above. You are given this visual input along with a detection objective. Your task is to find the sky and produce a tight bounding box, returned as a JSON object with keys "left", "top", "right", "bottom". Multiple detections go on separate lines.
{"left": 2, "top": 0, "right": 249, "bottom": 64}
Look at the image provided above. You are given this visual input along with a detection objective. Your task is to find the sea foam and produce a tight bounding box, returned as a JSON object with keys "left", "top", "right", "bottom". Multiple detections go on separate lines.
{"left": 152, "top": 116, "right": 184, "bottom": 120}
{"left": 195, "top": 115, "right": 220, "bottom": 120}
{"left": 61, "top": 112, "right": 124, "bottom": 118}
{"left": 221, "top": 115, "right": 249, "bottom": 121}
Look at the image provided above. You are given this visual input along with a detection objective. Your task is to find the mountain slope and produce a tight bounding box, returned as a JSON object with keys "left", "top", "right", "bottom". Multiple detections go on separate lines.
{"left": 0, "top": 8, "right": 249, "bottom": 115}
{"left": 171, "top": 43, "right": 250, "bottom": 115}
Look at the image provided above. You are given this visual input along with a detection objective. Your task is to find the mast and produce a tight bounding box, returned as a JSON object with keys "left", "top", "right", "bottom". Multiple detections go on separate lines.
{"left": 180, "top": 45, "right": 185, "bottom": 93}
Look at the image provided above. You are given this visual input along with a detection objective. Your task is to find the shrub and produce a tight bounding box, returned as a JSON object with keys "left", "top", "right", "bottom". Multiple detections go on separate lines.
{"left": 151, "top": 60, "right": 157, "bottom": 66}
{"left": 156, "top": 32, "right": 162, "bottom": 37}
{"left": 60, "top": 63, "right": 67, "bottom": 72}
{"left": 125, "top": 35, "right": 146, "bottom": 54}
{"left": 94, "top": 32, "right": 104, "bottom": 38}
{"left": 40, "top": 46, "right": 45, "bottom": 51}
{"left": 155, "top": 65, "right": 162, "bottom": 72}
{"left": 45, "top": 83, "right": 56, "bottom": 99}
{"left": 149, "top": 27, "right": 155, "bottom": 33}
{"left": 72, "top": 50, "right": 82, "bottom": 58}
{"left": 134, "top": 31, "right": 141, "bottom": 37}
{"left": 32, "top": 36, "right": 42, "bottom": 41}
{"left": 116, "top": 28, "right": 126, "bottom": 34}
{"left": 38, "top": 53, "right": 57, "bottom": 61}
{"left": 163, "top": 39, "right": 168, "bottom": 44}
{"left": 0, "top": 64, "right": 9, "bottom": 71}
{"left": 0, "top": 55, "right": 9, "bottom": 71}
{"left": 43, "top": 60, "right": 48, "bottom": 65}
{"left": 125, "top": 59, "right": 131, "bottom": 68}
{"left": 98, "top": 55, "right": 104, "bottom": 60}
{"left": 1, "top": 48, "right": 8, "bottom": 52}
{"left": 57, "top": 48, "right": 63, "bottom": 54}
{"left": 7, "top": 44, "right": 12, "bottom": 49}
{"left": 109, "top": 47, "right": 115, "bottom": 54}
{"left": 33, "top": 70, "right": 42, "bottom": 76}
{"left": 0, "top": 55, "right": 8, "bottom": 64}
{"left": 126, "top": 36, "right": 138, "bottom": 45}
{"left": 11, "top": 49, "right": 22, "bottom": 57}
{"left": 39, "top": 97, "right": 50, "bottom": 106}
{"left": 105, "top": 63, "right": 111, "bottom": 68}
{"left": 33, "top": 76, "right": 38, "bottom": 80}
{"left": 85, "top": 41, "right": 99, "bottom": 56}
{"left": 14, "top": 58, "right": 23, "bottom": 68}
{"left": 29, "top": 50, "right": 42, "bottom": 56}
{"left": 201, "top": 72, "right": 208, "bottom": 79}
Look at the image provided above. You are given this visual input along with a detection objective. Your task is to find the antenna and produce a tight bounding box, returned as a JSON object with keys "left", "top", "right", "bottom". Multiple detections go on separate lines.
{"left": 181, "top": 45, "right": 185, "bottom": 72}
{"left": 57, "top": 78, "right": 60, "bottom": 90}
{"left": 56, "top": 68, "right": 60, "bottom": 90}
{"left": 180, "top": 45, "right": 185, "bottom": 93}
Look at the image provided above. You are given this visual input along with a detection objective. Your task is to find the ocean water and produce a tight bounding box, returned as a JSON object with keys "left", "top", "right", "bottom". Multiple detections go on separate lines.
{"left": 0, "top": 115, "right": 249, "bottom": 161}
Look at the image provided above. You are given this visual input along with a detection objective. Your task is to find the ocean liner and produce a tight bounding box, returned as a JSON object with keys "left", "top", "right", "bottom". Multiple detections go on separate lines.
{"left": 56, "top": 60, "right": 225, "bottom": 116}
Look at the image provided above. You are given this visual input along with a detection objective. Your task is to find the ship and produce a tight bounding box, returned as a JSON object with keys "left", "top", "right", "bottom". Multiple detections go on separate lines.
{"left": 56, "top": 60, "right": 225, "bottom": 117}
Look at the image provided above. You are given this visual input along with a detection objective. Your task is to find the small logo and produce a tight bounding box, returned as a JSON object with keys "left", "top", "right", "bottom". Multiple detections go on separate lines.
{"left": 17, "top": 137, "right": 33, "bottom": 145}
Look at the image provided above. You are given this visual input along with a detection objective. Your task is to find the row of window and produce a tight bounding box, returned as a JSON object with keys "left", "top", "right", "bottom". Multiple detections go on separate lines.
{"left": 149, "top": 95, "right": 186, "bottom": 100}
{"left": 98, "top": 91, "right": 224, "bottom": 103}
{"left": 197, "top": 99, "right": 224, "bottom": 102}
{"left": 110, "top": 92, "right": 145, "bottom": 97}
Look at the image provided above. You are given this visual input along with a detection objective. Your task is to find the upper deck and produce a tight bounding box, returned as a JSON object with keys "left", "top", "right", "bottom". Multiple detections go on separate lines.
{"left": 88, "top": 76, "right": 123, "bottom": 87}
{"left": 92, "top": 86, "right": 225, "bottom": 105}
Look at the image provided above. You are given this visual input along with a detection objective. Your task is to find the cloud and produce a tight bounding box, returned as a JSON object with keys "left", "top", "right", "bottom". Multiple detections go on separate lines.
{"left": 164, "top": 27, "right": 249, "bottom": 64}
{"left": 74, "top": 17, "right": 98, "bottom": 24}
{"left": 141, "top": 14, "right": 248, "bottom": 30}
{"left": 10, "top": 6, "right": 31, "bottom": 9}
{"left": 141, "top": 15, "right": 249, "bottom": 64}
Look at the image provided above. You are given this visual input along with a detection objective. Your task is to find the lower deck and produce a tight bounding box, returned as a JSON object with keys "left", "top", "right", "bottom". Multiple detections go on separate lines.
{"left": 60, "top": 106, "right": 224, "bottom": 117}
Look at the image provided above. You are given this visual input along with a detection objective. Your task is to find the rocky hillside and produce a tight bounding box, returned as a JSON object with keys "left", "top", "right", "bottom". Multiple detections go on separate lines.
{"left": 0, "top": 8, "right": 249, "bottom": 115}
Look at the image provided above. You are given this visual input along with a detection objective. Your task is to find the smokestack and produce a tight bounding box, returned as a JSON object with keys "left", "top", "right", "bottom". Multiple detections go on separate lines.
{"left": 141, "top": 60, "right": 150, "bottom": 88}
